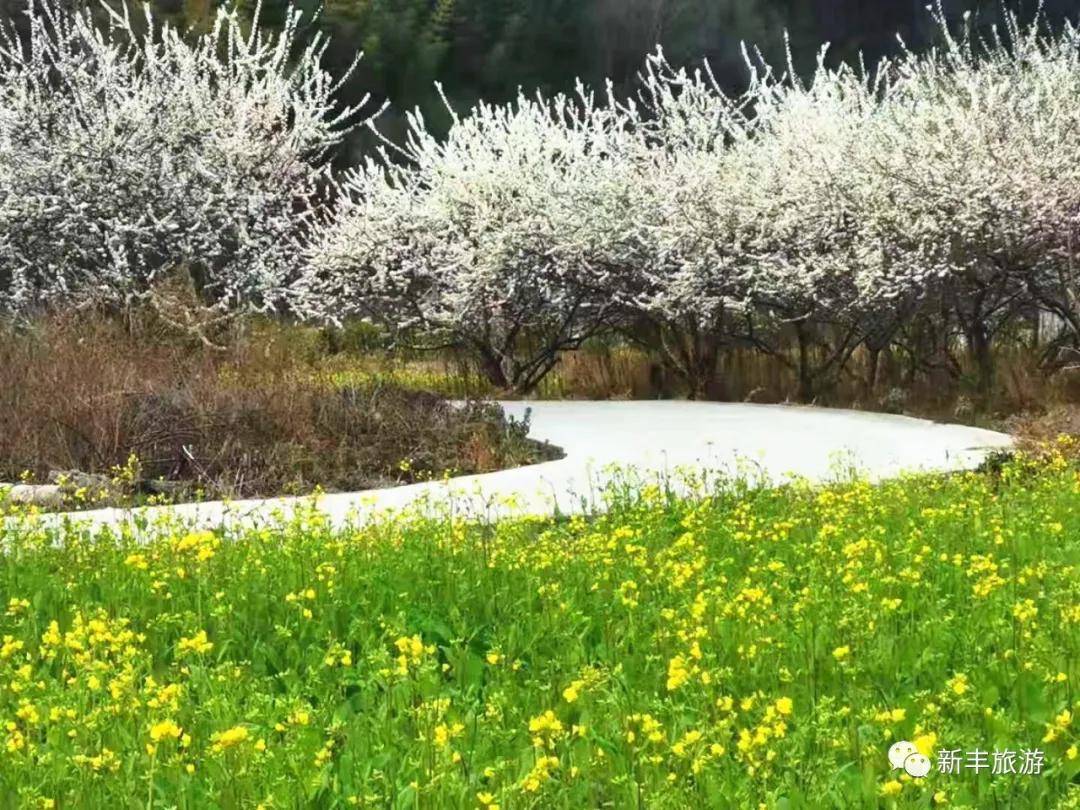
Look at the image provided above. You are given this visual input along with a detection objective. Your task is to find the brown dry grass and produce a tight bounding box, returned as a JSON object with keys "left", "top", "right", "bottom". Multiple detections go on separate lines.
{"left": 1006, "top": 405, "right": 1080, "bottom": 461}
{"left": 4, "top": 311, "right": 1073, "bottom": 508}
{"left": 533, "top": 341, "right": 1080, "bottom": 425}
{"left": 0, "top": 313, "right": 557, "bottom": 501}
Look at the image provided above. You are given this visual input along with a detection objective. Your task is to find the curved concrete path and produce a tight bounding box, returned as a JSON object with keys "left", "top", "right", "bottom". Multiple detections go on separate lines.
{"left": 16, "top": 402, "right": 1012, "bottom": 534}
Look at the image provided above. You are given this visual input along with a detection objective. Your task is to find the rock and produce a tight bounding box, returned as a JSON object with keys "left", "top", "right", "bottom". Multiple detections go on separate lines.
{"left": 49, "top": 468, "right": 188, "bottom": 498}
{"left": 48, "top": 469, "right": 111, "bottom": 489}
{"left": 4, "top": 484, "right": 65, "bottom": 508}
{"left": 143, "top": 478, "right": 186, "bottom": 496}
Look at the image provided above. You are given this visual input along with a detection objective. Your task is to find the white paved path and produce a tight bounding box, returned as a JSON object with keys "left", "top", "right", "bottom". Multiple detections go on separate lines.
{"left": 24, "top": 402, "right": 1012, "bottom": 534}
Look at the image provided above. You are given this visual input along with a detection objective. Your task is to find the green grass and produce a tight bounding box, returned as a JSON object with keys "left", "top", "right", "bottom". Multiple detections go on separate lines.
{"left": 0, "top": 451, "right": 1079, "bottom": 808}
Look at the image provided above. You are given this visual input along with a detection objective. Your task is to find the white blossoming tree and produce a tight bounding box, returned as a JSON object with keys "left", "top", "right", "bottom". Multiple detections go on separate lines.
{"left": 604, "top": 46, "right": 890, "bottom": 400}
{"left": 591, "top": 51, "right": 755, "bottom": 399}
{"left": 300, "top": 87, "right": 624, "bottom": 394}
{"left": 725, "top": 51, "right": 889, "bottom": 401}
{"left": 986, "top": 19, "right": 1080, "bottom": 372}
{"left": 0, "top": 0, "right": 375, "bottom": 322}
{"left": 854, "top": 9, "right": 1080, "bottom": 392}
{"left": 303, "top": 3, "right": 1080, "bottom": 401}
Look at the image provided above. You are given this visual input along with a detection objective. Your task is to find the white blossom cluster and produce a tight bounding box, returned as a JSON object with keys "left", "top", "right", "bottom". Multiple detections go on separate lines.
{"left": 298, "top": 85, "right": 634, "bottom": 391}
{"left": 303, "top": 6, "right": 1080, "bottom": 396}
{"left": 858, "top": 9, "right": 1080, "bottom": 380}
{"left": 0, "top": 0, "right": 374, "bottom": 315}
{"left": 6, "top": 0, "right": 1080, "bottom": 398}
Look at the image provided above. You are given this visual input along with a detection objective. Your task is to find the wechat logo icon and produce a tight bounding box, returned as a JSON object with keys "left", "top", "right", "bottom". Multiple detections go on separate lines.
{"left": 889, "top": 740, "right": 932, "bottom": 778}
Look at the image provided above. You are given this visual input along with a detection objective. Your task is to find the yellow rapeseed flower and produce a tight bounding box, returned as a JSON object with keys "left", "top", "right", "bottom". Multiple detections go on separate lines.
{"left": 875, "top": 708, "right": 906, "bottom": 724}
{"left": 914, "top": 732, "right": 937, "bottom": 757}
{"left": 210, "top": 725, "right": 249, "bottom": 752}
{"left": 880, "top": 780, "right": 903, "bottom": 797}
{"left": 562, "top": 679, "right": 584, "bottom": 703}
{"left": 946, "top": 673, "right": 969, "bottom": 696}
{"left": 149, "top": 720, "right": 182, "bottom": 742}
{"left": 433, "top": 722, "right": 464, "bottom": 749}
{"left": 177, "top": 630, "right": 214, "bottom": 656}
{"left": 666, "top": 655, "right": 691, "bottom": 691}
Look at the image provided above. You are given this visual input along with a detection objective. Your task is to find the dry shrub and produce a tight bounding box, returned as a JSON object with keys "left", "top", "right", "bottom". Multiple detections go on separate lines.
{"left": 539, "top": 345, "right": 659, "bottom": 399}
{"left": 1006, "top": 405, "right": 1080, "bottom": 461}
{"left": 0, "top": 313, "right": 558, "bottom": 501}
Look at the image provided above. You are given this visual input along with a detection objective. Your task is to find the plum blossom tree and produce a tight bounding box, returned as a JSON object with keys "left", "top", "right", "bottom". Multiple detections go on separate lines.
{"left": 628, "top": 10, "right": 1080, "bottom": 401}
{"left": 300, "top": 87, "right": 625, "bottom": 393}
{"left": 0, "top": 0, "right": 375, "bottom": 322}
{"left": 306, "top": 3, "right": 1080, "bottom": 401}
{"left": 853, "top": 8, "right": 1080, "bottom": 394}
{"left": 607, "top": 45, "right": 889, "bottom": 400}
{"left": 725, "top": 48, "right": 892, "bottom": 402}
{"left": 988, "top": 20, "right": 1080, "bottom": 370}
{"left": 593, "top": 50, "right": 756, "bottom": 399}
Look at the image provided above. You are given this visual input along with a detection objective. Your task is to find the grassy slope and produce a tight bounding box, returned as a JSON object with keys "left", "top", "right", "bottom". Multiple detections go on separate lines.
{"left": 0, "top": 453, "right": 1078, "bottom": 808}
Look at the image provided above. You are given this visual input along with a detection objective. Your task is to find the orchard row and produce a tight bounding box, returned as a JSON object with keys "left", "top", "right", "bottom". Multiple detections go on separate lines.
{"left": 3, "top": 1, "right": 1078, "bottom": 397}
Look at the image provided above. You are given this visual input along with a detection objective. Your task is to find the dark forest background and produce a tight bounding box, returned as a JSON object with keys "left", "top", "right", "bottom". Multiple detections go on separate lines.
{"left": 5, "top": 0, "right": 1079, "bottom": 157}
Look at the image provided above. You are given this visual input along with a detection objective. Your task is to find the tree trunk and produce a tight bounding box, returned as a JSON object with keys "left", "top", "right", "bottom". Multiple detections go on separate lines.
{"left": 683, "top": 338, "right": 720, "bottom": 401}
{"left": 967, "top": 323, "right": 994, "bottom": 398}
{"left": 864, "top": 345, "right": 881, "bottom": 397}
{"left": 656, "top": 318, "right": 723, "bottom": 401}
{"left": 473, "top": 343, "right": 511, "bottom": 390}
{"left": 794, "top": 321, "right": 814, "bottom": 403}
